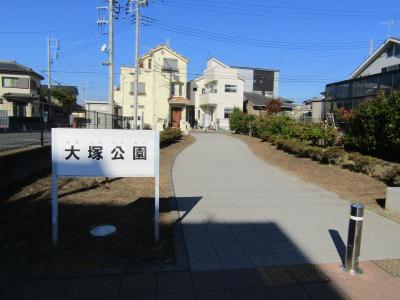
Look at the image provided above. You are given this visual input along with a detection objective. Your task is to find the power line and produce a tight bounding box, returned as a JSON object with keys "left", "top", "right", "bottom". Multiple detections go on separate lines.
{"left": 141, "top": 16, "right": 378, "bottom": 51}
{"left": 152, "top": 0, "right": 400, "bottom": 21}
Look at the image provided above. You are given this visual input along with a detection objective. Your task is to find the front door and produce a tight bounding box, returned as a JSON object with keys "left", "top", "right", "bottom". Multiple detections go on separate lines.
{"left": 171, "top": 107, "right": 182, "bottom": 128}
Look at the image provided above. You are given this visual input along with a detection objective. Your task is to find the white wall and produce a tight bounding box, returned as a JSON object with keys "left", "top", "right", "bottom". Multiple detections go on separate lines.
{"left": 235, "top": 68, "right": 253, "bottom": 92}
{"left": 191, "top": 59, "right": 244, "bottom": 130}
{"left": 359, "top": 48, "right": 400, "bottom": 77}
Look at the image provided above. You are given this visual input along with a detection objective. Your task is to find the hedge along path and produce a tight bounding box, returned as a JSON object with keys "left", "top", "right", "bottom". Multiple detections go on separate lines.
{"left": 233, "top": 134, "right": 400, "bottom": 224}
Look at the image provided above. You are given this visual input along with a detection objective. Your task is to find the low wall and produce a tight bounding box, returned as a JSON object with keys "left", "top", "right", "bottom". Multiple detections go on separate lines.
{"left": 0, "top": 145, "right": 51, "bottom": 190}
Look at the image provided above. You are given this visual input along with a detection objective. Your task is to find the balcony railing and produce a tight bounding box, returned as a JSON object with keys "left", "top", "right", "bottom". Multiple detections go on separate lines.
{"left": 199, "top": 93, "right": 218, "bottom": 106}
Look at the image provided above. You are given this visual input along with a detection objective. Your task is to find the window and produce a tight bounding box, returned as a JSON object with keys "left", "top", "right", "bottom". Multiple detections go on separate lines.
{"left": 382, "top": 67, "right": 388, "bottom": 73}
{"left": 148, "top": 59, "right": 152, "bottom": 69}
{"left": 130, "top": 82, "right": 146, "bottom": 94}
{"left": 224, "top": 108, "right": 234, "bottom": 119}
{"left": 393, "top": 73, "right": 400, "bottom": 88}
{"left": 2, "top": 77, "right": 29, "bottom": 89}
{"left": 387, "top": 45, "right": 394, "bottom": 57}
{"left": 335, "top": 83, "right": 350, "bottom": 99}
{"left": 163, "top": 58, "right": 178, "bottom": 71}
{"left": 365, "top": 77, "right": 378, "bottom": 95}
{"left": 30, "top": 79, "right": 38, "bottom": 90}
{"left": 395, "top": 45, "right": 400, "bottom": 57}
{"left": 179, "top": 84, "right": 183, "bottom": 96}
{"left": 387, "top": 65, "right": 399, "bottom": 72}
{"left": 353, "top": 79, "right": 365, "bottom": 97}
{"left": 325, "top": 85, "right": 335, "bottom": 100}
{"left": 379, "top": 73, "right": 393, "bottom": 90}
{"left": 192, "top": 87, "right": 197, "bottom": 92}
{"left": 225, "top": 84, "right": 237, "bottom": 93}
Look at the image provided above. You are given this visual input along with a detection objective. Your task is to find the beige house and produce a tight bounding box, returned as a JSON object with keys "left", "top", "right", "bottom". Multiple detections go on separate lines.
{"left": 0, "top": 61, "right": 43, "bottom": 128}
{"left": 114, "top": 45, "right": 191, "bottom": 130}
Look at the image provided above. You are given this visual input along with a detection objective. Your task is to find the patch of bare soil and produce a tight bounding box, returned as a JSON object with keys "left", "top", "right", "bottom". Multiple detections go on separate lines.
{"left": 233, "top": 134, "right": 400, "bottom": 223}
{"left": 0, "top": 135, "right": 195, "bottom": 277}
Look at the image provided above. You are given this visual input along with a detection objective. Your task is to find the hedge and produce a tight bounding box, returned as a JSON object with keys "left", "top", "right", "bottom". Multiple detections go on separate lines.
{"left": 229, "top": 108, "right": 400, "bottom": 186}
{"left": 160, "top": 128, "right": 182, "bottom": 147}
{"left": 260, "top": 134, "right": 400, "bottom": 187}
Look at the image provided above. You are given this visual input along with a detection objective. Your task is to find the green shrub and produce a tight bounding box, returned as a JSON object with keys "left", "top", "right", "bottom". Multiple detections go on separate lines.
{"left": 229, "top": 108, "right": 255, "bottom": 135}
{"left": 346, "top": 152, "right": 383, "bottom": 175}
{"left": 321, "top": 147, "right": 347, "bottom": 165}
{"left": 160, "top": 128, "right": 181, "bottom": 147}
{"left": 344, "top": 91, "right": 400, "bottom": 161}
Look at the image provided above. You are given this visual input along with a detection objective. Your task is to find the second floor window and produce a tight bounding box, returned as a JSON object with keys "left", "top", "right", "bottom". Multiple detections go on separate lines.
{"left": 225, "top": 84, "right": 237, "bottom": 93}
{"left": 2, "top": 77, "right": 29, "bottom": 89}
{"left": 163, "top": 58, "right": 178, "bottom": 71}
{"left": 148, "top": 59, "right": 152, "bottom": 69}
{"left": 130, "top": 82, "right": 146, "bottom": 94}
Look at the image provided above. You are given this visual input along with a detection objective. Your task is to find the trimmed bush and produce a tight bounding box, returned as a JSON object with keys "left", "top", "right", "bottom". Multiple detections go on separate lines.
{"left": 160, "top": 128, "right": 182, "bottom": 147}
{"left": 321, "top": 147, "right": 348, "bottom": 165}
{"left": 229, "top": 108, "right": 255, "bottom": 135}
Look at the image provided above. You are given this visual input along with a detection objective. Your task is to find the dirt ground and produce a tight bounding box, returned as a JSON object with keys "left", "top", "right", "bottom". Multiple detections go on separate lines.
{"left": 0, "top": 135, "right": 195, "bottom": 278}
{"left": 233, "top": 134, "right": 400, "bottom": 223}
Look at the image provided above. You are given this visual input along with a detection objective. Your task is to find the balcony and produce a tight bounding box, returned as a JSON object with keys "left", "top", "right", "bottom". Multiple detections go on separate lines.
{"left": 199, "top": 92, "right": 218, "bottom": 106}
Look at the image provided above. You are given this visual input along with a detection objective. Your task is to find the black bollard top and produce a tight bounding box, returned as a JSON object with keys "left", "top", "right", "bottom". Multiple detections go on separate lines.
{"left": 350, "top": 203, "right": 364, "bottom": 217}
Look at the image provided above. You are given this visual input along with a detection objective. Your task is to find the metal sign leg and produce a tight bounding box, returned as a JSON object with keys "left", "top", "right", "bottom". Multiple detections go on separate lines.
{"left": 155, "top": 175, "right": 160, "bottom": 243}
{"left": 51, "top": 174, "right": 58, "bottom": 247}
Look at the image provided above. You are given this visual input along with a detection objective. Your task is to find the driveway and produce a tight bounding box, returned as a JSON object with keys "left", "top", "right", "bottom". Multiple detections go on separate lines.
{"left": 172, "top": 133, "right": 400, "bottom": 271}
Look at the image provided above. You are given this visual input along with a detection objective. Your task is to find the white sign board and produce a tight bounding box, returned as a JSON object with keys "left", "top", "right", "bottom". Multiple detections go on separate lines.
{"left": 51, "top": 128, "right": 160, "bottom": 246}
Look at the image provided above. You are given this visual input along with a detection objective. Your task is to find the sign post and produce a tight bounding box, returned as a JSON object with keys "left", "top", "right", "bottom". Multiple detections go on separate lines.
{"left": 51, "top": 128, "right": 160, "bottom": 247}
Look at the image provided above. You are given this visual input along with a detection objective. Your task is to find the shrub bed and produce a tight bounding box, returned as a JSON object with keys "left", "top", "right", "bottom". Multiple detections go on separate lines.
{"left": 229, "top": 109, "right": 400, "bottom": 186}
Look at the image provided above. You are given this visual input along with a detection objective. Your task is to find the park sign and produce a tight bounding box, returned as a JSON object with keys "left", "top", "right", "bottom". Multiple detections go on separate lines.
{"left": 51, "top": 128, "right": 160, "bottom": 246}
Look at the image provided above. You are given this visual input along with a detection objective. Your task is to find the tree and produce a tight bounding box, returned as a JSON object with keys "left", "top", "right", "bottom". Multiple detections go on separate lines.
{"left": 51, "top": 88, "right": 77, "bottom": 111}
{"left": 265, "top": 99, "right": 281, "bottom": 115}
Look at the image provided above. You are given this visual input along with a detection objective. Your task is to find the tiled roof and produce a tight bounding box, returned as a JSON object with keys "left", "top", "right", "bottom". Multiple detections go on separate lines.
{"left": 244, "top": 92, "right": 295, "bottom": 108}
{"left": 0, "top": 61, "right": 44, "bottom": 79}
{"left": 41, "top": 85, "right": 79, "bottom": 95}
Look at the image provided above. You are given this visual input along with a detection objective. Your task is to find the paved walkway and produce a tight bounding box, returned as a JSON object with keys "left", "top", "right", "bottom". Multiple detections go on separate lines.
{"left": 2, "top": 133, "right": 400, "bottom": 300}
{"left": 173, "top": 133, "right": 400, "bottom": 271}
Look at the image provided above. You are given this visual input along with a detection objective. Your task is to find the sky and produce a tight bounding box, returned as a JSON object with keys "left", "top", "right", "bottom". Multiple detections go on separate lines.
{"left": 1, "top": 0, "right": 399, "bottom": 104}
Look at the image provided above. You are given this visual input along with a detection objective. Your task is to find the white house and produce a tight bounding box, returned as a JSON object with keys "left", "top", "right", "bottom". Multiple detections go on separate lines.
{"left": 189, "top": 58, "right": 244, "bottom": 130}
{"left": 350, "top": 37, "right": 400, "bottom": 78}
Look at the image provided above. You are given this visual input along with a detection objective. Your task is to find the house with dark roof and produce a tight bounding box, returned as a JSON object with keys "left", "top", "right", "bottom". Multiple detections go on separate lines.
{"left": 231, "top": 66, "right": 280, "bottom": 99}
{"left": 0, "top": 61, "right": 44, "bottom": 128}
{"left": 324, "top": 37, "right": 400, "bottom": 114}
{"left": 243, "top": 92, "right": 294, "bottom": 116}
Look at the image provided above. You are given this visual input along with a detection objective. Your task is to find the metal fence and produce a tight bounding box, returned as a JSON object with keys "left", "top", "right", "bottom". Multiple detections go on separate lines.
{"left": 0, "top": 130, "right": 51, "bottom": 152}
{"left": 0, "top": 110, "right": 134, "bottom": 152}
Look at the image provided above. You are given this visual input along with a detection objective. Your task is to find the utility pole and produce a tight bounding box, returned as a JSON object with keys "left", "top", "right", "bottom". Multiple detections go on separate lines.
{"left": 132, "top": 0, "right": 148, "bottom": 130}
{"left": 97, "top": 1, "right": 116, "bottom": 127}
{"left": 109, "top": 0, "right": 115, "bottom": 123}
{"left": 47, "top": 37, "right": 60, "bottom": 121}
{"left": 47, "top": 36, "right": 52, "bottom": 120}
{"left": 133, "top": 0, "right": 140, "bottom": 130}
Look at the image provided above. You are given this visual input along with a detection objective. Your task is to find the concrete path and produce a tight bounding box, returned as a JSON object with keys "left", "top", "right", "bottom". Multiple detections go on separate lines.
{"left": 173, "top": 133, "right": 400, "bottom": 271}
